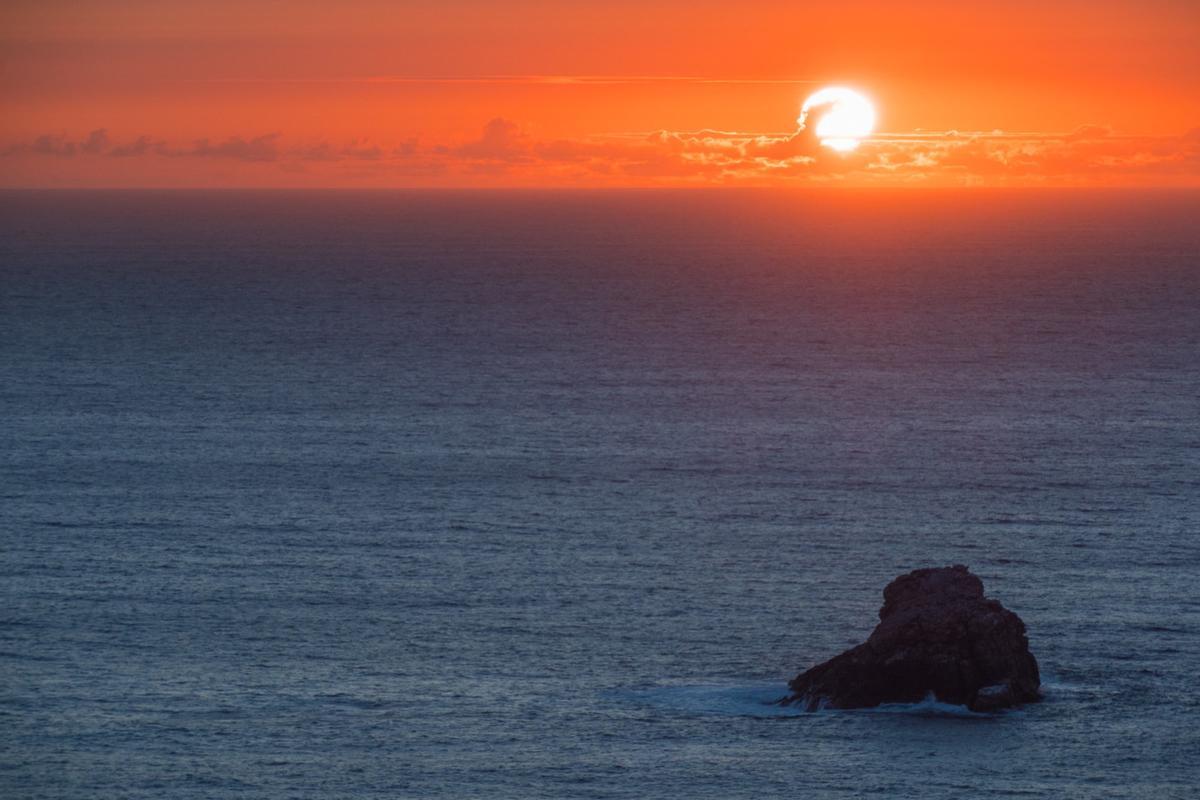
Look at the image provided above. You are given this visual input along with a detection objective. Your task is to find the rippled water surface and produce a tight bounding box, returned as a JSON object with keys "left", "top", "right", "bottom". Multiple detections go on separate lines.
{"left": 3, "top": 190, "right": 1199, "bottom": 798}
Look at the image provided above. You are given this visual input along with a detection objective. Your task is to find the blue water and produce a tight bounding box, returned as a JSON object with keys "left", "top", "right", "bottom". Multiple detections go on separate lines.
{"left": 2, "top": 189, "right": 1199, "bottom": 798}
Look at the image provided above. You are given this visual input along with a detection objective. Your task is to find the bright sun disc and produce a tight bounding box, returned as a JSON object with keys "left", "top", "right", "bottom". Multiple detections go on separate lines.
{"left": 800, "top": 87, "right": 876, "bottom": 152}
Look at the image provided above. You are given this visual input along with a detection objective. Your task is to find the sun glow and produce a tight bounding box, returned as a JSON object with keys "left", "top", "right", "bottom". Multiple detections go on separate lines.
{"left": 800, "top": 87, "right": 876, "bottom": 152}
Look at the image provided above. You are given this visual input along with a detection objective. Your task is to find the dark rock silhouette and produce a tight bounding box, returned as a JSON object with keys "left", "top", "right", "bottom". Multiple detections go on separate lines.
{"left": 782, "top": 565, "right": 1040, "bottom": 712}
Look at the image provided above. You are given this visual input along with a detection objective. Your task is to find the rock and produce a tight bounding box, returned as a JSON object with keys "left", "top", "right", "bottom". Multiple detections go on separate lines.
{"left": 782, "top": 565, "right": 1040, "bottom": 712}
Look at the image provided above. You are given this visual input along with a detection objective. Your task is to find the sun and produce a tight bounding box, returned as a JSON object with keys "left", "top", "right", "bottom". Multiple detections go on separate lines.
{"left": 799, "top": 87, "right": 876, "bottom": 152}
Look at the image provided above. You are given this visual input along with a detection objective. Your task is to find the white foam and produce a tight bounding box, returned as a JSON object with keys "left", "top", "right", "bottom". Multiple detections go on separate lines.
{"left": 616, "top": 684, "right": 1000, "bottom": 718}
{"left": 870, "top": 692, "right": 989, "bottom": 718}
{"left": 1038, "top": 673, "right": 1086, "bottom": 693}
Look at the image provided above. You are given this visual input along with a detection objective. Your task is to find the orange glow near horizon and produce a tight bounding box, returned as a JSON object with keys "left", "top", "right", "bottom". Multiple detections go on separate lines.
{"left": 1, "top": 0, "right": 1197, "bottom": 187}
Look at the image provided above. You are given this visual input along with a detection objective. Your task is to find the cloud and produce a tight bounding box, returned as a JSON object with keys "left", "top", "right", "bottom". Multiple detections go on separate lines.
{"left": 1065, "top": 124, "right": 1111, "bottom": 142}
{"left": 109, "top": 135, "right": 164, "bottom": 158}
{"left": 852, "top": 127, "right": 1200, "bottom": 182}
{"left": 209, "top": 74, "right": 826, "bottom": 87}
{"left": 297, "top": 139, "right": 389, "bottom": 162}
{"left": 80, "top": 129, "right": 109, "bottom": 154}
{"left": 186, "top": 134, "right": 281, "bottom": 161}
{"left": 447, "top": 118, "right": 532, "bottom": 162}
{"left": 613, "top": 120, "right": 1200, "bottom": 184}
{"left": 35, "top": 135, "right": 77, "bottom": 157}
{"left": 1, "top": 133, "right": 78, "bottom": 157}
{"left": 3, "top": 119, "right": 1198, "bottom": 185}
{"left": 3, "top": 130, "right": 109, "bottom": 158}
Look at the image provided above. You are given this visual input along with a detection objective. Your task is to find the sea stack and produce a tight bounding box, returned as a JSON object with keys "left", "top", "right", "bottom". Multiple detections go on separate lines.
{"left": 782, "top": 565, "right": 1040, "bottom": 712}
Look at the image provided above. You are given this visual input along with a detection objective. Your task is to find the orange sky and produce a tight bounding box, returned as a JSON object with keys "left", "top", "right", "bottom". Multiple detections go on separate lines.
{"left": 2, "top": 0, "right": 1198, "bottom": 187}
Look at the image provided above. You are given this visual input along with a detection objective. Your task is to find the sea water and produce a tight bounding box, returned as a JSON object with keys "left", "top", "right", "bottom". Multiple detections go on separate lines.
{"left": 2, "top": 189, "right": 1199, "bottom": 798}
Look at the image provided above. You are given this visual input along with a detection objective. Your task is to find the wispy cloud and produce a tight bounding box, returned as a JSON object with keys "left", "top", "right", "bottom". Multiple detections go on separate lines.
{"left": 197, "top": 74, "right": 827, "bottom": 86}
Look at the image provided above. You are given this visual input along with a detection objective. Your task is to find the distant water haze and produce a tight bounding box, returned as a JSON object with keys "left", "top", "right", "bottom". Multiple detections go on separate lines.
{"left": 2, "top": 189, "right": 1198, "bottom": 798}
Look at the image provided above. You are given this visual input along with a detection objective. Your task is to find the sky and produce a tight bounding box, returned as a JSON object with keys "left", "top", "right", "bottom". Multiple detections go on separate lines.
{"left": 2, "top": 0, "right": 1198, "bottom": 187}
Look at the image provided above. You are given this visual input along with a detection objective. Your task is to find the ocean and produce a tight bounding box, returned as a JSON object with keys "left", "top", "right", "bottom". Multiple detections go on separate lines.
{"left": 2, "top": 189, "right": 1198, "bottom": 798}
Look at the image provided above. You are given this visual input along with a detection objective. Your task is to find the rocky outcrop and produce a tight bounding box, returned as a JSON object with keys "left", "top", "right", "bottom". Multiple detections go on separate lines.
{"left": 782, "top": 565, "right": 1040, "bottom": 712}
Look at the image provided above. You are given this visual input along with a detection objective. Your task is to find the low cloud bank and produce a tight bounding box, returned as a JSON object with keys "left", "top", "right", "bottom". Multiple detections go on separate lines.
{"left": 5, "top": 121, "right": 1198, "bottom": 185}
